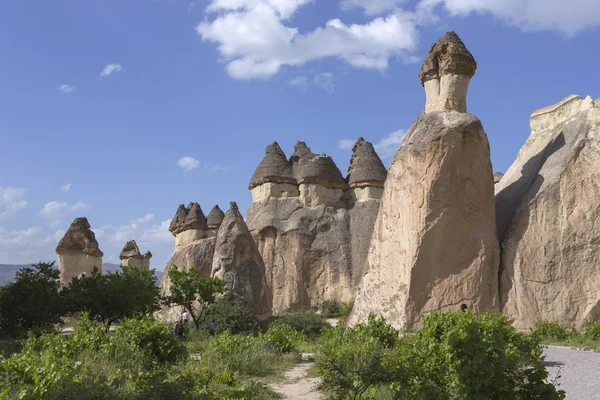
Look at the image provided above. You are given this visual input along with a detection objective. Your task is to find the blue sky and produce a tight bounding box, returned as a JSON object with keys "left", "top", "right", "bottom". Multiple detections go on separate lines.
{"left": 1, "top": 0, "right": 599, "bottom": 270}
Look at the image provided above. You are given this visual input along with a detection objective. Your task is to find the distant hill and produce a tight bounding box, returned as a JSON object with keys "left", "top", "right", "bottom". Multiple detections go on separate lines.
{"left": 0, "top": 263, "right": 164, "bottom": 286}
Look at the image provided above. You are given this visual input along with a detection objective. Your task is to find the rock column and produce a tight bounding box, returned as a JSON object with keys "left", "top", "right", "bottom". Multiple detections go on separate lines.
{"left": 56, "top": 217, "right": 103, "bottom": 286}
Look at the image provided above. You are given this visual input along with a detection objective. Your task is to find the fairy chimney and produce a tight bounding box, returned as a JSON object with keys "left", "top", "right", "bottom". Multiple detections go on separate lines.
{"left": 169, "top": 202, "right": 209, "bottom": 251}
{"left": 119, "top": 240, "right": 152, "bottom": 269}
{"left": 56, "top": 217, "right": 103, "bottom": 286}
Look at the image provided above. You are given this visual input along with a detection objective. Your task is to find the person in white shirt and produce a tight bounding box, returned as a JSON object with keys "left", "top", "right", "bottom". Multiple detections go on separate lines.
{"left": 182, "top": 311, "right": 189, "bottom": 324}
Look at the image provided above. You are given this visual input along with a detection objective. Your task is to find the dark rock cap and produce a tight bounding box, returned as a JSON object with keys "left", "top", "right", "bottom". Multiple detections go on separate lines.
{"left": 169, "top": 203, "right": 208, "bottom": 235}
{"left": 229, "top": 201, "right": 239, "bottom": 211}
{"left": 346, "top": 137, "right": 388, "bottom": 188}
{"left": 143, "top": 251, "right": 152, "bottom": 259}
{"left": 419, "top": 31, "right": 477, "bottom": 85}
{"left": 494, "top": 172, "right": 504, "bottom": 184}
{"left": 249, "top": 142, "right": 296, "bottom": 190}
{"left": 290, "top": 142, "right": 347, "bottom": 189}
{"left": 207, "top": 205, "right": 225, "bottom": 229}
{"left": 119, "top": 240, "right": 143, "bottom": 260}
{"left": 56, "top": 217, "right": 103, "bottom": 257}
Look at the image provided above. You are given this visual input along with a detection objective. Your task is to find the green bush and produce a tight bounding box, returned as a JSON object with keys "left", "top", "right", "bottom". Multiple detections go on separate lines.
{"left": 204, "top": 292, "right": 259, "bottom": 335}
{"left": 113, "top": 315, "right": 187, "bottom": 363}
{"left": 583, "top": 320, "right": 600, "bottom": 340}
{"left": 316, "top": 316, "right": 402, "bottom": 399}
{"left": 354, "top": 314, "right": 400, "bottom": 348}
{"left": 264, "top": 324, "right": 306, "bottom": 353}
{"left": 271, "top": 310, "right": 331, "bottom": 338}
{"left": 341, "top": 300, "right": 354, "bottom": 317}
{"left": 532, "top": 321, "right": 577, "bottom": 342}
{"left": 203, "top": 330, "right": 276, "bottom": 376}
{"left": 320, "top": 300, "right": 343, "bottom": 317}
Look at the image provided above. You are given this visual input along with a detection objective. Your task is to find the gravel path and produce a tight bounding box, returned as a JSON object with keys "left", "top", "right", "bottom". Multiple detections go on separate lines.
{"left": 544, "top": 346, "right": 600, "bottom": 399}
{"left": 270, "top": 354, "right": 322, "bottom": 400}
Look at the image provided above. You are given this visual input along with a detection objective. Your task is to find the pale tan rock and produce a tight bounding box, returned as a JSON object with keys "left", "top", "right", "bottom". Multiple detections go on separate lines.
{"left": 350, "top": 33, "right": 498, "bottom": 329}
{"left": 496, "top": 95, "right": 600, "bottom": 330}
{"left": 119, "top": 240, "right": 151, "bottom": 269}
{"left": 56, "top": 217, "right": 103, "bottom": 286}
{"left": 211, "top": 202, "right": 272, "bottom": 317}
{"left": 494, "top": 172, "right": 504, "bottom": 184}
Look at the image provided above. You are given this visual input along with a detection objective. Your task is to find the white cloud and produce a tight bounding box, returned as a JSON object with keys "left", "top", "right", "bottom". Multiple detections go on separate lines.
{"left": 177, "top": 156, "right": 200, "bottom": 171}
{"left": 196, "top": 1, "right": 421, "bottom": 79}
{"left": 70, "top": 201, "right": 91, "bottom": 211}
{"left": 61, "top": 183, "right": 72, "bottom": 192}
{"left": 313, "top": 72, "right": 335, "bottom": 94}
{"left": 288, "top": 76, "right": 309, "bottom": 90}
{"left": 430, "top": 0, "right": 600, "bottom": 37}
{"left": 0, "top": 187, "right": 27, "bottom": 219}
{"left": 139, "top": 219, "right": 174, "bottom": 244}
{"left": 374, "top": 129, "right": 405, "bottom": 158}
{"left": 57, "top": 84, "right": 75, "bottom": 94}
{"left": 0, "top": 226, "right": 43, "bottom": 246}
{"left": 341, "top": 0, "right": 407, "bottom": 16}
{"left": 131, "top": 214, "right": 154, "bottom": 224}
{"left": 37, "top": 201, "right": 68, "bottom": 228}
{"left": 338, "top": 138, "right": 356, "bottom": 150}
{"left": 100, "top": 63, "right": 124, "bottom": 78}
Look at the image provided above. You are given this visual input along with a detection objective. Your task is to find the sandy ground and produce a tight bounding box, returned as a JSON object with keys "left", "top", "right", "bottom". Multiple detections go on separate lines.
{"left": 270, "top": 354, "right": 322, "bottom": 400}
{"left": 544, "top": 346, "right": 600, "bottom": 400}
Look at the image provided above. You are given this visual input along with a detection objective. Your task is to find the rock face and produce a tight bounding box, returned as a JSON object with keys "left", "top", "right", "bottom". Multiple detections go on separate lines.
{"left": 494, "top": 172, "right": 504, "bottom": 184}
{"left": 211, "top": 202, "right": 272, "bottom": 317}
{"left": 350, "top": 32, "right": 499, "bottom": 329}
{"left": 419, "top": 31, "right": 477, "bottom": 114}
{"left": 56, "top": 217, "right": 103, "bottom": 286}
{"left": 496, "top": 94, "right": 600, "bottom": 330}
{"left": 247, "top": 139, "right": 386, "bottom": 314}
{"left": 119, "top": 240, "right": 152, "bottom": 269}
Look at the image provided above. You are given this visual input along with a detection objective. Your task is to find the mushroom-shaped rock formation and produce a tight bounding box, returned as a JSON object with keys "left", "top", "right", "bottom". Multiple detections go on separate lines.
{"left": 419, "top": 31, "right": 477, "bottom": 113}
{"left": 249, "top": 142, "right": 299, "bottom": 202}
{"left": 347, "top": 138, "right": 388, "bottom": 201}
{"left": 169, "top": 203, "right": 209, "bottom": 251}
{"left": 211, "top": 202, "right": 272, "bottom": 317}
{"left": 350, "top": 32, "right": 498, "bottom": 329}
{"left": 119, "top": 240, "right": 151, "bottom": 269}
{"left": 207, "top": 205, "right": 225, "bottom": 230}
{"left": 56, "top": 217, "right": 103, "bottom": 286}
{"left": 493, "top": 172, "right": 504, "bottom": 185}
{"left": 290, "top": 142, "right": 347, "bottom": 206}
{"left": 495, "top": 94, "right": 600, "bottom": 330}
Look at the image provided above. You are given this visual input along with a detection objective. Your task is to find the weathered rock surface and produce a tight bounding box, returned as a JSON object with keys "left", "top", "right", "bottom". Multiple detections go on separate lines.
{"left": 211, "top": 202, "right": 272, "bottom": 317}
{"left": 496, "top": 94, "right": 600, "bottom": 330}
{"left": 494, "top": 172, "right": 504, "bottom": 184}
{"left": 119, "top": 240, "right": 151, "bottom": 269}
{"left": 350, "top": 32, "right": 499, "bottom": 329}
{"left": 247, "top": 139, "right": 385, "bottom": 314}
{"left": 168, "top": 203, "right": 208, "bottom": 236}
{"left": 207, "top": 205, "right": 225, "bottom": 230}
{"left": 56, "top": 217, "right": 103, "bottom": 286}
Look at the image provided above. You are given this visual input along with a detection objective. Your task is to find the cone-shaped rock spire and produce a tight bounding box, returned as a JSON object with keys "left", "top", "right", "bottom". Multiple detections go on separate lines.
{"left": 169, "top": 203, "right": 208, "bottom": 235}
{"left": 249, "top": 142, "right": 295, "bottom": 190}
{"left": 56, "top": 217, "right": 103, "bottom": 257}
{"left": 207, "top": 205, "right": 225, "bottom": 229}
{"left": 290, "top": 142, "right": 347, "bottom": 189}
{"left": 346, "top": 137, "right": 388, "bottom": 188}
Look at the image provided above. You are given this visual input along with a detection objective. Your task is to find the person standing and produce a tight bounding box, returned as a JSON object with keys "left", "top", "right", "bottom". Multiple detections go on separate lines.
{"left": 209, "top": 320, "right": 216, "bottom": 336}
{"left": 182, "top": 310, "right": 189, "bottom": 324}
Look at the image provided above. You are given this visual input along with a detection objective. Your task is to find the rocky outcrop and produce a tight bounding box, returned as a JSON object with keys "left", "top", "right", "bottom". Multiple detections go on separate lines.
{"left": 207, "top": 205, "right": 225, "bottom": 231}
{"left": 350, "top": 32, "right": 499, "bottom": 329}
{"left": 494, "top": 172, "right": 504, "bottom": 184}
{"left": 211, "top": 202, "right": 272, "bottom": 317}
{"left": 496, "top": 94, "right": 600, "bottom": 330}
{"left": 56, "top": 217, "right": 103, "bottom": 286}
{"left": 169, "top": 203, "right": 210, "bottom": 251}
{"left": 419, "top": 31, "right": 477, "bottom": 114}
{"left": 119, "top": 240, "right": 151, "bottom": 269}
{"left": 247, "top": 139, "right": 385, "bottom": 314}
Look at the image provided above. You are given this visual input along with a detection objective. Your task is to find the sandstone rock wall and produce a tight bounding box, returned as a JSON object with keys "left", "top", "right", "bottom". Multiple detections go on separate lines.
{"left": 496, "top": 95, "right": 600, "bottom": 330}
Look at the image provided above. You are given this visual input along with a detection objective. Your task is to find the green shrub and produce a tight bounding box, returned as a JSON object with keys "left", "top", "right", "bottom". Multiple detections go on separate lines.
{"left": 320, "top": 300, "right": 343, "bottom": 317}
{"left": 204, "top": 292, "right": 259, "bottom": 335}
{"left": 264, "top": 324, "right": 306, "bottom": 353}
{"left": 354, "top": 314, "right": 400, "bottom": 348}
{"left": 532, "top": 321, "right": 577, "bottom": 342}
{"left": 396, "top": 312, "right": 565, "bottom": 400}
{"left": 204, "top": 330, "right": 276, "bottom": 376}
{"left": 341, "top": 300, "right": 354, "bottom": 317}
{"left": 583, "top": 320, "right": 600, "bottom": 340}
{"left": 112, "top": 315, "right": 187, "bottom": 363}
{"left": 316, "top": 318, "right": 401, "bottom": 399}
{"left": 271, "top": 310, "right": 331, "bottom": 338}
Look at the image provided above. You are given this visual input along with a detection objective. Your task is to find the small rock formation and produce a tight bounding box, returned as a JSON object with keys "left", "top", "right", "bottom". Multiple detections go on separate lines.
{"left": 247, "top": 138, "right": 386, "bottom": 314}
{"left": 169, "top": 203, "right": 210, "bottom": 251}
{"left": 419, "top": 31, "right": 477, "bottom": 114}
{"left": 493, "top": 172, "right": 504, "bottom": 184}
{"left": 207, "top": 205, "right": 225, "bottom": 233}
{"left": 350, "top": 32, "right": 499, "bottom": 329}
{"left": 56, "top": 217, "right": 103, "bottom": 286}
{"left": 211, "top": 202, "right": 272, "bottom": 317}
{"left": 496, "top": 94, "right": 600, "bottom": 330}
{"left": 119, "top": 240, "right": 152, "bottom": 269}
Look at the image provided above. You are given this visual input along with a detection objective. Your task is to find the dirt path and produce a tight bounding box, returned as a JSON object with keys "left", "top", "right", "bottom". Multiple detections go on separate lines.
{"left": 544, "top": 346, "right": 600, "bottom": 399}
{"left": 270, "top": 354, "right": 322, "bottom": 400}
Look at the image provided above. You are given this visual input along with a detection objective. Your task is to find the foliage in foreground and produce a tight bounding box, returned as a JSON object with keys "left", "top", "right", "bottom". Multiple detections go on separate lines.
{"left": 264, "top": 324, "right": 307, "bottom": 354}
{"left": 531, "top": 320, "right": 600, "bottom": 351}
{"left": 204, "top": 292, "right": 259, "bottom": 335}
{"left": 317, "top": 312, "right": 565, "bottom": 400}
{"left": 270, "top": 309, "right": 331, "bottom": 338}
{"left": 0, "top": 315, "right": 278, "bottom": 400}
{"left": 0, "top": 262, "right": 64, "bottom": 338}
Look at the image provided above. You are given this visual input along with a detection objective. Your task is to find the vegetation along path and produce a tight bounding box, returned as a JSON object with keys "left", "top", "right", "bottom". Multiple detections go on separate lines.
{"left": 544, "top": 346, "right": 600, "bottom": 399}
{"left": 270, "top": 353, "right": 322, "bottom": 400}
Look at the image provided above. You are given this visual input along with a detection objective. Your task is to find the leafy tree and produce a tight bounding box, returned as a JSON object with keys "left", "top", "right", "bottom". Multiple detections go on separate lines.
{"left": 0, "top": 262, "right": 65, "bottom": 338}
{"left": 64, "top": 265, "right": 159, "bottom": 329}
{"left": 165, "top": 266, "right": 227, "bottom": 331}
{"left": 204, "top": 292, "right": 258, "bottom": 334}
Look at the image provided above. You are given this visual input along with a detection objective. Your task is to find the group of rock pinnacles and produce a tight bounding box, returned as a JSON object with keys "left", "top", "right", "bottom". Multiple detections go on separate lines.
{"left": 55, "top": 32, "right": 600, "bottom": 331}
